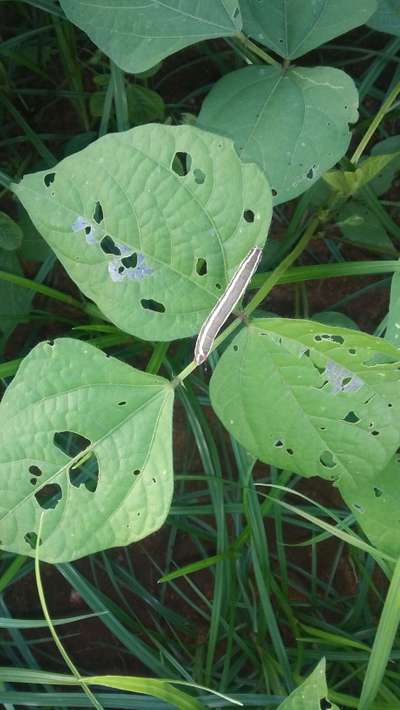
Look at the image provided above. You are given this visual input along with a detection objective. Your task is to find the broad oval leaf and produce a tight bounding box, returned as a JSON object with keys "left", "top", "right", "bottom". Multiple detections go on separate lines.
{"left": 210, "top": 318, "right": 400, "bottom": 486}
{"left": 14, "top": 124, "right": 272, "bottom": 341}
{"left": 0, "top": 338, "right": 174, "bottom": 563}
{"left": 241, "top": 0, "right": 377, "bottom": 60}
{"left": 0, "top": 212, "right": 23, "bottom": 251}
{"left": 278, "top": 659, "right": 338, "bottom": 710}
{"left": 368, "top": 0, "right": 400, "bottom": 36}
{"left": 199, "top": 65, "right": 358, "bottom": 204}
{"left": 60, "top": 0, "right": 242, "bottom": 73}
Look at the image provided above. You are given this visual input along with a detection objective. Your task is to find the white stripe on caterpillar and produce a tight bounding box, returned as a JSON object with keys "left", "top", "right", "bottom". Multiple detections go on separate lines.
{"left": 194, "top": 246, "right": 262, "bottom": 365}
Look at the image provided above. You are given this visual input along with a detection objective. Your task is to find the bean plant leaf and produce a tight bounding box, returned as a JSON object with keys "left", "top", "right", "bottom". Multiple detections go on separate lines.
{"left": 199, "top": 65, "right": 358, "bottom": 204}
{"left": 368, "top": 0, "right": 400, "bottom": 36}
{"left": 0, "top": 338, "right": 174, "bottom": 563}
{"left": 0, "top": 212, "right": 23, "bottom": 251}
{"left": 386, "top": 271, "right": 400, "bottom": 347}
{"left": 0, "top": 251, "right": 32, "bottom": 349}
{"left": 324, "top": 152, "right": 400, "bottom": 197}
{"left": 13, "top": 124, "right": 272, "bottom": 341}
{"left": 277, "top": 659, "right": 339, "bottom": 710}
{"left": 370, "top": 135, "right": 400, "bottom": 195}
{"left": 210, "top": 318, "right": 400, "bottom": 486}
{"left": 241, "top": 0, "right": 377, "bottom": 60}
{"left": 17, "top": 205, "right": 51, "bottom": 263}
{"left": 336, "top": 201, "right": 395, "bottom": 254}
{"left": 59, "top": 0, "right": 242, "bottom": 73}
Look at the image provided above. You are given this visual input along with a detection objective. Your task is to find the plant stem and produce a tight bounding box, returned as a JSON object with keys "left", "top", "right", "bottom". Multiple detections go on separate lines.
{"left": 351, "top": 81, "right": 400, "bottom": 165}
{"left": 235, "top": 32, "right": 280, "bottom": 67}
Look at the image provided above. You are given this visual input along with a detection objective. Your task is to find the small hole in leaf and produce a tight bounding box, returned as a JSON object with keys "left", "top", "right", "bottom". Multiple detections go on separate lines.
{"left": 100, "top": 235, "right": 121, "bottom": 256}
{"left": 353, "top": 503, "right": 364, "bottom": 512}
{"left": 29, "top": 465, "right": 42, "bottom": 477}
{"left": 274, "top": 440, "right": 284, "bottom": 448}
{"left": 172, "top": 151, "right": 192, "bottom": 176}
{"left": 233, "top": 345, "right": 239, "bottom": 351}
{"left": 286, "top": 448, "right": 294, "bottom": 455}
{"left": 320, "top": 450, "right": 336, "bottom": 468}
{"left": 141, "top": 298, "right": 166, "bottom": 313}
{"left": 152, "top": 477, "right": 157, "bottom": 484}
{"left": 93, "top": 201, "right": 103, "bottom": 224}
{"left": 48, "top": 339, "right": 54, "bottom": 346}
{"left": 216, "top": 283, "right": 222, "bottom": 290}
{"left": 25, "top": 532, "right": 42, "bottom": 549}
{"left": 44, "top": 172, "right": 55, "bottom": 187}
{"left": 233, "top": 6, "right": 240, "bottom": 18}
{"left": 371, "top": 430, "right": 379, "bottom": 436}
{"left": 388, "top": 402, "right": 393, "bottom": 407}
{"left": 121, "top": 253, "right": 137, "bottom": 269}
{"left": 193, "top": 168, "right": 206, "bottom": 184}
{"left": 196, "top": 257, "right": 207, "bottom": 276}
{"left": 272, "top": 188, "right": 278, "bottom": 197}
{"left": 349, "top": 348, "right": 356, "bottom": 355}
{"left": 133, "top": 469, "right": 140, "bottom": 476}
{"left": 54, "top": 431, "right": 90, "bottom": 457}
{"left": 373, "top": 487, "right": 383, "bottom": 498}
{"left": 343, "top": 411, "right": 360, "bottom": 423}
{"left": 30, "top": 478, "right": 37, "bottom": 485}
{"left": 118, "top": 401, "right": 127, "bottom": 406}
{"left": 307, "top": 166, "right": 316, "bottom": 180}
{"left": 320, "top": 700, "right": 332, "bottom": 710}
{"left": 243, "top": 209, "right": 255, "bottom": 223}
{"left": 35, "top": 483, "right": 62, "bottom": 510}
{"left": 69, "top": 451, "right": 99, "bottom": 492}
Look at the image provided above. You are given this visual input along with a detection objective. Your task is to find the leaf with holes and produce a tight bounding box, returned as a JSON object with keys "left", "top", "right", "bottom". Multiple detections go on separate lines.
{"left": 368, "top": 0, "right": 400, "bottom": 36}
{"left": 198, "top": 65, "right": 358, "bottom": 204}
{"left": 241, "top": 0, "right": 376, "bottom": 60}
{"left": 13, "top": 124, "right": 272, "bottom": 341}
{"left": 210, "top": 318, "right": 400, "bottom": 486}
{"left": 59, "top": 0, "right": 242, "bottom": 73}
{"left": 0, "top": 338, "right": 174, "bottom": 563}
{"left": 277, "top": 658, "right": 338, "bottom": 709}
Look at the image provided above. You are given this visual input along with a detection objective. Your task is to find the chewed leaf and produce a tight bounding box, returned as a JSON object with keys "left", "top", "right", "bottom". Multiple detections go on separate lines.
{"left": 241, "top": 0, "right": 377, "bottom": 60}
{"left": 199, "top": 65, "right": 358, "bottom": 205}
{"left": 14, "top": 124, "right": 272, "bottom": 341}
{"left": 60, "top": 0, "right": 242, "bottom": 73}
{"left": 278, "top": 658, "right": 339, "bottom": 709}
{"left": 368, "top": 0, "right": 400, "bottom": 36}
{"left": 210, "top": 318, "right": 400, "bottom": 486}
{"left": 0, "top": 338, "right": 174, "bottom": 563}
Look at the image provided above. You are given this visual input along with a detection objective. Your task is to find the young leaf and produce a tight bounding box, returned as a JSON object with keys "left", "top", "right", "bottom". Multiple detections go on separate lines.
{"left": 199, "top": 65, "right": 358, "bottom": 204}
{"left": 14, "top": 124, "right": 271, "bottom": 342}
{"left": 368, "top": 0, "right": 400, "bottom": 36}
{"left": 0, "top": 338, "right": 174, "bottom": 563}
{"left": 277, "top": 658, "right": 338, "bottom": 709}
{"left": 59, "top": 0, "right": 242, "bottom": 73}
{"left": 323, "top": 152, "right": 400, "bottom": 197}
{"left": 241, "top": 0, "right": 377, "bottom": 60}
{"left": 210, "top": 318, "right": 400, "bottom": 486}
{"left": 386, "top": 271, "right": 400, "bottom": 347}
{"left": 0, "top": 212, "right": 23, "bottom": 251}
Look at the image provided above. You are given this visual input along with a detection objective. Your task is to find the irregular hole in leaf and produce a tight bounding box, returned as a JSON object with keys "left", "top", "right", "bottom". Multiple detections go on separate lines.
{"left": 272, "top": 188, "right": 278, "bottom": 197}
{"left": 152, "top": 477, "right": 157, "bottom": 484}
{"left": 371, "top": 430, "right": 380, "bottom": 436}
{"left": 196, "top": 257, "right": 207, "bottom": 276}
{"left": 193, "top": 168, "right": 206, "bottom": 184}
{"left": 353, "top": 503, "right": 364, "bottom": 512}
{"left": 29, "top": 464, "right": 42, "bottom": 477}
{"left": 325, "top": 361, "right": 363, "bottom": 394}
{"left": 171, "top": 151, "right": 192, "bottom": 176}
{"left": 274, "top": 440, "right": 284, "bottom": 448}
{"left": 100, "top": 235, "right": 121, "bottom": 256}
{"left": 343, "top": 411, "right": 360, "bottom": 423}
{"left": 233, "top": 6, "right": 240, "bottom": 18}
{"left": 118, "top": 401, "right": 127, "bottom": 406}
{"left": 54, "top": 431, "right": 91, "bottom": 457}
{"left": 233, "top": 345, "right": 239, "bottom": 352}
{"left": 44, "top": 172, "right": 55, "bottom": 187}
{"left": 133, "top": 469, "right": 141, "bottom": 476}
{"left": 320, "top": 700, "right": 332, "bottom": 710}
{"left": 216, "top": 283, "right": 222, "bottom": 290}
{"left": 141, "top": 298, "right": 166, "bottom": 313}
{"left": 320, "top": 450, "right": 336, "bottom": 469}
{"left": 286, "top": 448, "right": 294, "bottom": 455}
{"left": 69, "top": 451, "right": 99, "bottom": 493}
{"left": 93, "top": 201, "right": 103, "bottom": 224}
{"left": 373, "top": 487, "right": 383, "bottom": 498}
{"left": 307, "top": 165, "right": 317, "bottom": 180}
{"left": 121, "top": 253, "right": 138, "bottom": 269}
{"left": 35, "top": 483, "right": 62, "bottom": 510}
{"left": 243, "top": 209, "right": 255, "bottom": 223}
{"left": 24, "top": 532, "right": 42, "bottom": 549}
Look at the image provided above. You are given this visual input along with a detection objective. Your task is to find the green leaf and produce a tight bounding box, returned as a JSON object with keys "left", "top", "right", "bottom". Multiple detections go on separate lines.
{"left": 277, "top": 659, "right": 338, "bottom": 709}
{"left": 0, "top": 338, "right": 174, "bottom": 563}
{"left": 90, "top": 85, "right": 165, "bottom": 125}
{"left": 210, "top": 318, "right": 400, "bottom": 486}
{"left": 241, "top": 0, "right": 377, "bottom": 60}
{"left": 339, "top": 452, "right": 400, "bottom": 559}
{"left": 386, "top": 271, "right": 400, "bottom": 347}
{"left": 14, "top": 124, "right": 272, "bottom": 341}
{"left": 0, "top": 212, "right": 23, "bottom": 251}
{"left": 368, "top": 0, "right": 400, "bottom": 36}
{"left": 199, "top": 65, "right": 358, "bottom": 204}
{"left": 17, "top": 205, "right": 51, "bottom": 262}
{"left": 312, "top": 311, "right": 359, "bottom": 330}
{"left": 59, "top": 0, "right": 242, "bottom": 73}
{"left": 0, "top": 251, "right": 32, "bottom": 347}
{"left": 370, "top": 135, "right": 400, "bottom": 195}
{"left": 336, "top": 200, "right": 394, "bottom": 253}
{"left": 324, "top": 152, "right": 400, "bottom": 197}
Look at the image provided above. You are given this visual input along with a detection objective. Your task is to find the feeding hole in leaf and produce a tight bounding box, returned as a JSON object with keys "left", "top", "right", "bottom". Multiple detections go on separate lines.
{"left": 371, "top": 430, "right": 380, "bottom": 436}
{"left": 44, "top": 172, "right": 55, "bottom": 187}
{"left": 286, "top": 448, "right": 294, "bottom": 455}
{"left": 29, "top": 464, "right": 42, "bottom": 477}
{"left": 35, "top": 483, "right": 62, "bottom": 510}
{"left": 196, "top": 257, "right": 207, "bottom": 276}
{"left": 233, "top": 345, "right": 239, "bottom": 352}
{"left": 353, "top": 503, "right": 364, "bottom": 512}
{"left": 320, "top": 700, "right": 332, "bottom": 710}
{"left": 216, "top": 283, "right": 222, "bottom": 290}
{"left": 133, "top": 469, "right": 141, "bottom": 477}
{"left": 373, "top": 487, "right": 383, "bottom": 498}
{"left": 93, "top": 201, "right": 104, "bottom": 224}
{"left": 320, "top": 450, "right": 336, "bottom": 469}
{"left": 24, "top": 532, "right": 42, "bottom": 549}
{"left": 274, "top": 440, "right": 284, "bottom": 448}
{"left": 141, "top": 298, "right": 166, "bottom": 313}
{"left": 171, "top": 151, "right": 192, "bottom": 176}
{"left": 307, "top": 165, "right": 317, "bottom": 180}
{"left": 243, "top": 209, "right": 255, "bottom": 223}
{"left": 348, "top": 348, "right": 357, "bottom": 355}
{"left": 193, "top": 168, "right": 205, "bottom": 184}
{"left": 69, "top": 451, "right": 99, "bottom": 492}
{"left": 118, "top": 401, "right": 127, "bottom": 406}
{"left": 54, "top": 431, "right": 91, "bottom": 457}
{"left": 314, "top": 333, "right": 344, "bottom": 345}
{"left": 100, "top": 235, "right": 121, "bottom": 256}
{"left": 152, "top": 477, "right": 157, "bottom": 484}
{"left": 272, "top": 189, "right": 278, "bottom": 197}
{"left": 233, "top": 6, "right": 240, "bottom": 18}
{"left": 121, "top": 253, "right": 138, "bottom": 269}
{"left": 343, "top": 411, "right": 360, "bottom": 423}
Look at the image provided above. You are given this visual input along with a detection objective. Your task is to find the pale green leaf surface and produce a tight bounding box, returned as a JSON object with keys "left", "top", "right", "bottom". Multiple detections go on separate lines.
{"left": 324, "top": 152, "right": 400, "bottom": 197}
{"left": 368, "top": 0, "right": 400, "bottom": 36}
{"left": 386, "top": 271, "right": 400, "bottom": 347}
{"left": 0, "top": 212, "right": 23, "bottom": 251}
{"left": 241, "top": 0, "right": 377, "bottom": 60}
{"left": 60, "top": 0, "right": 242, "bottom": 73}
{"left": 277, "top": 659, "right": 338, "bottom": 709}
{"left": 210, "top": 318, "right": 400, "bottom": 486}
{"left": 90, "top": 85, "right": 165, "bottom": 125}
{"left": 370, "top": 135, "right": 400, "bottom": 195}
{"left": 14, "top": 124, "right": 272, "bottom": 341}
{"left": 337, "top": 200, "right": 394, "bottom": 253}
{"left": 199, "top": 65, "right": 358, "bottom": 204}
{"left": 0, "top": 251, "right": 32, "bottom": 347}
{"left": 0, "top": 338, "right": 174, "bottom": 562}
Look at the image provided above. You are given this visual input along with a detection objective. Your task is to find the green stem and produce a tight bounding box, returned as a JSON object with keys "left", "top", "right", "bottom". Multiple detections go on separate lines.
{"left": 351, "top": 82, "right": 400, "bottom": 165}
{"left": 235, "top": 32, "right": 280, "bottom": 67}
